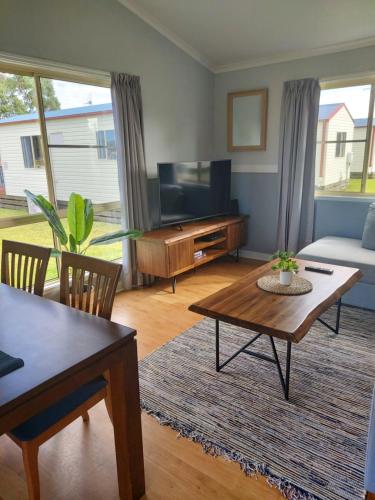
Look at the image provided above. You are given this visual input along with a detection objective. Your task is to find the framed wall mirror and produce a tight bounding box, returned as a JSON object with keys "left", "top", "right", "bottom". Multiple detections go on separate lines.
{"left": 227, "top": 88, "right": 268, "bottom": 151}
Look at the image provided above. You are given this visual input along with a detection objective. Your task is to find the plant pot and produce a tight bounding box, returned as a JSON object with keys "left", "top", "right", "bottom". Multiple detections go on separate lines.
{"left": 279, "top": 270, "right": 293, "bottom": 286}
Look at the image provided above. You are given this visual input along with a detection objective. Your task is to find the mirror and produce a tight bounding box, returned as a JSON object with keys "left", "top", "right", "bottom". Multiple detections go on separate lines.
{"left": 227, "top": 89, "right": 268, "bottom": 151}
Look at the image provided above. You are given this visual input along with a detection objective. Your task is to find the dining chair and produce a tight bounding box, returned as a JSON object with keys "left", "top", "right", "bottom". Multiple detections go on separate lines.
{"left": 1, "top": 240, "right": 51, "bottom": 296}
{"left": 8, "top": 252, "right": 122, "bottom": 500}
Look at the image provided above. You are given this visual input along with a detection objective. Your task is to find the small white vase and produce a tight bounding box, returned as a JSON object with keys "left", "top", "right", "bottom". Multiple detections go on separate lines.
{"left": 279, "top": 270, "right": 293, "bottom": 286}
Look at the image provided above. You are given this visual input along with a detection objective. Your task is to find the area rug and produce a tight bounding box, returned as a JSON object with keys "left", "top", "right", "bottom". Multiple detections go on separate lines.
{"left": 139, "top": 306, "right": 375, "bottom": 500}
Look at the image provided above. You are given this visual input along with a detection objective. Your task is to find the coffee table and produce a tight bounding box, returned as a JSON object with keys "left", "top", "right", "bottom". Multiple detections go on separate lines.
{"left": 189, "top": 259, "right": 362, "bottom": 400}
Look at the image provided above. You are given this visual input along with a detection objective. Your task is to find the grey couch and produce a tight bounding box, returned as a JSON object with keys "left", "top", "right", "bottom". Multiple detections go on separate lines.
{"left": 297, "top": 198, "right": 375, "bottom": 311}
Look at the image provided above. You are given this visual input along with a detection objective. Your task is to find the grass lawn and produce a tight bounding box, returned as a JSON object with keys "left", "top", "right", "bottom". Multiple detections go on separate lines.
{"left": 346, "top": 178, "right": 375, "bottom": 193}
{"left": 0, "top": 208, "right": 28, "bottom": 218}
{"left": 0, "top": 208, "right": 122, "bottom": 281}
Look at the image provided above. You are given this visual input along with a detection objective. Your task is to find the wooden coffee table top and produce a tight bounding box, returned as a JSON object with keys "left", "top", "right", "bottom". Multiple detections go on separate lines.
{"left": 189, "top": 259, "right": 362, "bottom": 343}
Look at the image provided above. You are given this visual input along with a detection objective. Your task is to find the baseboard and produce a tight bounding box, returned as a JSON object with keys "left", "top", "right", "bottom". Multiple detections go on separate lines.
{"left": 239, "top": 249, "right": 271, "bottom": 261}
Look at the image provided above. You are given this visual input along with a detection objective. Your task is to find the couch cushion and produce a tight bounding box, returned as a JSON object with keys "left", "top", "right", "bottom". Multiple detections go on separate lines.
{"left": 362, "top": 202, "right": 375, "bottom": 250}
{"left": 296, "top": 236, "right": 375, "bottom": 285}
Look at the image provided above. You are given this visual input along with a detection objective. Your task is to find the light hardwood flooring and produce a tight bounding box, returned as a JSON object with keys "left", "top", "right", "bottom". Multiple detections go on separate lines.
{"left": 0, "top": 258, "right": 283, "bottom": 500}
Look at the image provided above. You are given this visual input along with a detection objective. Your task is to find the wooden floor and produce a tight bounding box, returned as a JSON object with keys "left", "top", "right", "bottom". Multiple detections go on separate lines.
{"left": 0, "top": 258, "right": 283, "bottom": 500}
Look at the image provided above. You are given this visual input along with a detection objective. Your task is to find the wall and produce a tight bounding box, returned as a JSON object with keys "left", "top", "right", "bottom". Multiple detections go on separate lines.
{"left": 214, "top": 46, "right": 375, "bottom": 255}
{"left": 0, "top": 0, "right": 214, "bottom": 176}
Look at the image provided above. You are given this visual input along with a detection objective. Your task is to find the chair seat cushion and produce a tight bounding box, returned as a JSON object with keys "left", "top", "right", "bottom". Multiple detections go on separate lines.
{"left": 10, "top": 376, "right": 107, "bottom": 441}
{"left": 296, "top": 236, "right": 375, "bottom": 285}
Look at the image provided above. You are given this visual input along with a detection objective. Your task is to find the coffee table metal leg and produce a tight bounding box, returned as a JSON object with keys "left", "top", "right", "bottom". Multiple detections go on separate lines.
{"left": 215, "top": 320, "right": 293, "bottom": 400}
{"left": 285, "top": 341, "right": 292, "bottom": 401}
{"left": 317, "top": 298, "right": 342, "bottom": 335}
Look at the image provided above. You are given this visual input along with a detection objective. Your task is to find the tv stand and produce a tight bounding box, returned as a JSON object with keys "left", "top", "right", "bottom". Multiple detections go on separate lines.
{"left": 175, "top": 224, "right": 184, "bottom": 231}
{"left": 136, "top": 216, "right": 246, "bottom": 293}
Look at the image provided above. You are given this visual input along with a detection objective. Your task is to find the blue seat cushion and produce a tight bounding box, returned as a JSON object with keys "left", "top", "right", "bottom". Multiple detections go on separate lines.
{"left": 10, "top": 376, "right": 107, "bottom": 441}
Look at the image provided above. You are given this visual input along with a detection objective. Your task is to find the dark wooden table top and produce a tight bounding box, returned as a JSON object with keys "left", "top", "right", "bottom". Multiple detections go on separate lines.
{"left": 189, "top": 259, "right": 362, "bottom": 343}
{"left": 0, "top": 284, "right": 136, "bottom": 417}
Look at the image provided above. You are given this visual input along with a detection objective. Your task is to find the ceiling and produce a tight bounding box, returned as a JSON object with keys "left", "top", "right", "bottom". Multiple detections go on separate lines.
{"left": 118, "top": 0, "right": 375, "bottom": 73}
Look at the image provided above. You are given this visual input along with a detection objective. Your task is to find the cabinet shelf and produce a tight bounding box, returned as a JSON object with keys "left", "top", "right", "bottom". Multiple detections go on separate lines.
{"left": 194, "top": 248, "right": 228, "bottom": 266}
{"left": 194, "top": 236, "right": 226, "bottom": 252}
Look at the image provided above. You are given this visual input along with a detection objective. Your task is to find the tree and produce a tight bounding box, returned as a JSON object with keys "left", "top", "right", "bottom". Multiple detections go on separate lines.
{"left": 0, "top": 75, "right": 60, "bottom": 118}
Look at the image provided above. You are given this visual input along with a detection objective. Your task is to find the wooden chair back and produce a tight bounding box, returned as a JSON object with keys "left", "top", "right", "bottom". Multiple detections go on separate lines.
{"left": 60, "top": 252, "right": 122, "bottom": 320}
{"left": 1, "top": 240, "right": 51, "bottom": 296}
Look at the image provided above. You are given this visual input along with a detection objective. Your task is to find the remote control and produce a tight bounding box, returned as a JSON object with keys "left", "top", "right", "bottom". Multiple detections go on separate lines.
{"left": 305, "top": 265, "right": 334, "bottom": 275}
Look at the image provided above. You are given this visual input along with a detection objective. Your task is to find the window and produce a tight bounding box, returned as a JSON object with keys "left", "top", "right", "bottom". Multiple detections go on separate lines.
{"left": 0, "top": 69, "right": 122, "bottom": 283}
{"left": 96, "top": 129, "right": 116, "bottom": 160}
{"left": 41, "top": 78, "right": 121, "bottom": 262}
{"left": 335, "top": 132, "right": 347, "bottom": 157}
{"left": 315, "top": 82, "right": 375, "bottom": 194}
{"left": 21, "top": 135, "right": 44, "bottom": 168}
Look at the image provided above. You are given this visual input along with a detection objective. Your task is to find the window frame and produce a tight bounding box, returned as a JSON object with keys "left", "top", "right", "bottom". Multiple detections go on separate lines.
{"left": 96, "top": 129, "right": 117, "bottom": 160}
{"left": 334, "top": 132, "right": 347, "bottom": 158}
{"left": 315, "top": 78, "right": 375, "bottom": 197}
{"left": 21, "top": 135, "right": 44, "bottom": 168}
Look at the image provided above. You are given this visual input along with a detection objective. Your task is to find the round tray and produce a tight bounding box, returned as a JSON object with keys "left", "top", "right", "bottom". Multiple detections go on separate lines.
{"left": 257, "top": 274, "right": 313, "bottom": 295}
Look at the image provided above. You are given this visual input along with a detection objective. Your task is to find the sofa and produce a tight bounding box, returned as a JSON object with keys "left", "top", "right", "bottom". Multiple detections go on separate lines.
{"left": 296, "top": 197, "right": 375, "bottom": 311}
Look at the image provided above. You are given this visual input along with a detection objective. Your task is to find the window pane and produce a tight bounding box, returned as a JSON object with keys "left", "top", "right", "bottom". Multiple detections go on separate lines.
{"left": 0, "top": 72, "right": 56, "bottom": 279}
{"left": 0, "top": 221, "right": 58, "bottom": 281}
{"left": 316, "top": 84, "right": 371, "bottom": 192}
{"left": 41, "top": 78, "right": 121, "bottom": 262}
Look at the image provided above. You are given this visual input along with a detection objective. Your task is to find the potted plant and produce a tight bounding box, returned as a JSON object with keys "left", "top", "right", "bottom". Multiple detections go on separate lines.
{"left": 25, "top": 190, "right": 143, "bottom": 256}
{"left": 271, "top": 250, "right": 299, "bottom": 286}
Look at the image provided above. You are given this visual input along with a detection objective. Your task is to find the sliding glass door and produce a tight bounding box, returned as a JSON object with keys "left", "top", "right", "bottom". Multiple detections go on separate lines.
{"left": 0, "top": 69, "right": 122, "bottom": 281}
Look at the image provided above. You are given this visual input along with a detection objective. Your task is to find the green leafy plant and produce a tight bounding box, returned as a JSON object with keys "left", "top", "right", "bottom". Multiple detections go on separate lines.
{"left": 25, "top": 190, "right": 143, "bottom": 257}
{"left": 271, "top": 250, "right": 299, "bottom": 273}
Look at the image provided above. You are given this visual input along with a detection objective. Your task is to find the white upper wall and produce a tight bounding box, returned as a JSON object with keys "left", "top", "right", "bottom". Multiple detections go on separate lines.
{"left": 0, "top": 0, "right": 214, "bottom": 176}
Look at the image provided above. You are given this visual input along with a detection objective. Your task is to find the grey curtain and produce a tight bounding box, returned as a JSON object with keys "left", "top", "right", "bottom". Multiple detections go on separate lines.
{"left": 276, "top": 78, "right": 320, "bottom": 253}
{"left": 111, "top": 72, "right": 152, "bottom": 289}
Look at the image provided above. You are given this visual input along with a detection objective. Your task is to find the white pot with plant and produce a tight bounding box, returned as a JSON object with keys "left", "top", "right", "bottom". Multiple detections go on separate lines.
{"left": 272, "top": 251, "right": 299, "bottom": 286}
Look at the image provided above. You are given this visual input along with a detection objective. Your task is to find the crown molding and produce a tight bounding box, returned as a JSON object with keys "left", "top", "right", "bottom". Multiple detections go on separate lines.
{"left": 213, "top": 36, "right": 375, "bottom": 73}
{"left": 117, "top": 0, "right": 214, "bottom": 71}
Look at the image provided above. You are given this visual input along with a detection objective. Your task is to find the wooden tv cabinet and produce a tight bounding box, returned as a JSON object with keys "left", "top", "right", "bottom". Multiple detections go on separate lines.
{"left": 136, "top": 216, "right": 247, "bottom": 292}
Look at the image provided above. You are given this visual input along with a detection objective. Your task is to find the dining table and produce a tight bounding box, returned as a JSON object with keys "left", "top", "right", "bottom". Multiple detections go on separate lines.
{"left": 0, "top": 283, "right": 145, "bottom": 499}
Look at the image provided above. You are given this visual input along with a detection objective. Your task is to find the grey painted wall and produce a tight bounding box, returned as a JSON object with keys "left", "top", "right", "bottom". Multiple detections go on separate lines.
{"left": 0, "top": 0, "right": 214, "bottom": 176}
{"left": 215, "top": 46, "right": 375, "bottom": 254}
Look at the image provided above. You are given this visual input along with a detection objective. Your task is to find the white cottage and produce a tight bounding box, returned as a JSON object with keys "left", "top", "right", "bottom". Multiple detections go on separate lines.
{"left": 0, "top": 103, "right": 120, "bottom": 208}
{"left": 315, "top": 103, "right": 354, "bottom": 190}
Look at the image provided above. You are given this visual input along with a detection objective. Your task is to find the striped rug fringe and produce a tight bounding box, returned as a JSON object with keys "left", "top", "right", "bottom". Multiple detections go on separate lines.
{"left": 141, "top": 400, "right": 319, "bottom": 500}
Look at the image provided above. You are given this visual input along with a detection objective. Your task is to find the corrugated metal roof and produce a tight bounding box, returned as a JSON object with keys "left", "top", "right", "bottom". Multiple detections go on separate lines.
{"left": 0, "top": 102, "right": 113, "bottom": 124}
{"left": 353, "top": 118, "right": 375, "bottom": 127}
{"left": 318, "top": 103, "right": 344, "bottom": 120}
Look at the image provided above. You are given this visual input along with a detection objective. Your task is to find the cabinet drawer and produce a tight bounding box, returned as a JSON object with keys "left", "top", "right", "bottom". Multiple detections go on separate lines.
{"left": 226, "top": 221, "right": 246, "bottom": 251}
{"left": 167, "top": 240, "right": 194, "bottom": 276}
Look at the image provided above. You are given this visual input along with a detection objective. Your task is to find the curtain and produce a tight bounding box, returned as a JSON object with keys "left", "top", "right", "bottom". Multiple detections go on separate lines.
{"left": 111, "top": 72, "right": 152, "bottom": 289}
{"left": 276, "top": 78, "right": 320, "bottom": 253}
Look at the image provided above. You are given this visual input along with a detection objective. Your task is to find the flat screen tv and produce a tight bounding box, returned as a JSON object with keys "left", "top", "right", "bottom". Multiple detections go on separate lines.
{"left": 158, "top": 160, "right": 231, "bottom": 227}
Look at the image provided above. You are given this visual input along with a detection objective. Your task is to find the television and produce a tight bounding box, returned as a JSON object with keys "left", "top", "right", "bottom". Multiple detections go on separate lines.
{"left": 157, "top": 160, "right": 231, "bottom": 227}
